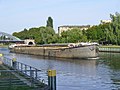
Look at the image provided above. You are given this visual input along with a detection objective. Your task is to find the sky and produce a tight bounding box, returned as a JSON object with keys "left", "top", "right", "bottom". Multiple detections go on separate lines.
{"left": 0, "top": 0, "right": 120, "bottom": 34}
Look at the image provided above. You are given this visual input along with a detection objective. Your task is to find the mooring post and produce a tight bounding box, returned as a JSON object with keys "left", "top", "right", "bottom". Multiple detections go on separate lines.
{"left": 12, "top": 58, "right": 17, "bottom": 69}
{"left": 0, "top": 53, "right": 3, "bottom": 65}
{"left": 48, "top": 70, "right": 56, "bottom": 90}
{"left": 0, "top": 53, "right": 3, "bottom": 57}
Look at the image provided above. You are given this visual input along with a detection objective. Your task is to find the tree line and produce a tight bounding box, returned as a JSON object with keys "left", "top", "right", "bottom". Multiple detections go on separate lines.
{"left": 13, "top": 12, "right": 120, "bottom": 45}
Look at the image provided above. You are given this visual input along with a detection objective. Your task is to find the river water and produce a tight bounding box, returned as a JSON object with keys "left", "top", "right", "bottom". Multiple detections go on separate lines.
{"left": 0, "top": 47, "right": 120, "bottom": 90}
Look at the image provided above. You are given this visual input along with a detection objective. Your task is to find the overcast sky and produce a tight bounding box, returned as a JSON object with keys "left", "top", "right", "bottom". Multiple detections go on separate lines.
{"left": 0, "top": 0, "right": 119, "bottom": 34}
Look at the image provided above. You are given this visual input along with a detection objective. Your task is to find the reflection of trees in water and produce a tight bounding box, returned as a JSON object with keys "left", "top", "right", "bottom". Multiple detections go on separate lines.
{"left": 99, "top": 52, "right": 120, "bottom": 59}
{"left": 111, "top": 77, "right": 120, "bottom": 89}
{"left": 99, "top": 52, "right": 120, "bottom": 89}
{"left": 110, "top": 68, "right": 120, "bottom": 89}
{"left": 110, "top": 71, "right": 120, "bottom": 87}
{"left": 99, "top": 52, "right": 120, "bottom": 70}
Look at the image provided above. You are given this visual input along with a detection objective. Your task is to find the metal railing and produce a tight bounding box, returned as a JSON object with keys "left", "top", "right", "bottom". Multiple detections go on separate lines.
{"left": 0, "top": 54, "right": 56, "bottom": 90}
{"left": 1, "top": 57, "right": 48, "bottom": 87}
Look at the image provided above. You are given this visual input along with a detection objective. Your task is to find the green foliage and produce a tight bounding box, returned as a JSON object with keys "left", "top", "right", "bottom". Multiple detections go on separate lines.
{"left": 12, "top": 12, "right": 120, "bottom": 45}
{"left": 60, "top": 28, "right": 87, "bottom": 43}
{"left": 13, "top": 27, "right": 58, "bottom": 44}
{"left": 86, "top": 24, "right": 109, "bottom": 42}
{"left": 13, "top": 16, "right": 57, "bottom": 44}
{"left": 85, "top": 12, "right": 120, "bottom": 45}
{"left": 46, "top": 17, "right": 53, "bottom": 28}
{"left": 102, "top": 12, "right": 120, "bottom": 45}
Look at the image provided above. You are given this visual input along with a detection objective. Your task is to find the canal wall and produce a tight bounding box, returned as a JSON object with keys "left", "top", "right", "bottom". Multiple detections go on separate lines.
{"left": 99, "top": 47, "right": 120, "bottom": 53}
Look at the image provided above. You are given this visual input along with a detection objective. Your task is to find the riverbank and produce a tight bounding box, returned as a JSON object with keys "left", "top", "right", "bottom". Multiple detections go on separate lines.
{"left": 99, "top": 45, "right": 120, "bottom": 53}
{"left": 0, "top": 44, "right": 8, "bottom": 48}
{"left": 100, "top": 45, "right": 120, "bottom": 48}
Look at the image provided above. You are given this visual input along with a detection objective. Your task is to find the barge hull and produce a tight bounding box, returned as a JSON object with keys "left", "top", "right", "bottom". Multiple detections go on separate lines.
{"left": 10, "top": 45, "right": 98, "bottom": 59}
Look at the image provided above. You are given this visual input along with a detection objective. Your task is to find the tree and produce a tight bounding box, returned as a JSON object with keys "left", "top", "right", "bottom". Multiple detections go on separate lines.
{"left": 13, "top": 26, "right": 58, "bottom": 44}
{"left": 46, "top": 17, "right": 53, "bottom": 28}
{"left": 60, "top": 28, "right": 87, "bottom": 43}
{"left": 12, "top": 12, "right": 120, "bottom": 45}
{"left": 108, "top": 12, "right": 120, "bottom": 45}
{"left": 86, "top": 24, "right": 109, "bottom": 43}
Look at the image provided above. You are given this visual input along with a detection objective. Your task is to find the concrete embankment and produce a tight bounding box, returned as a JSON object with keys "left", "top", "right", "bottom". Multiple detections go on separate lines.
{"left": 99, "top": 46, "right": 120, "bottom": 53}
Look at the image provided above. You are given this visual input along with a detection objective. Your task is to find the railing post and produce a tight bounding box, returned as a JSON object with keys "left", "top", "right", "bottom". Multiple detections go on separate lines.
{"left": 35, "top": 69, "right": 38, "bottom": 80}
{"left": 48, "top": 70, "right": 56, "bottom": 90}
{"left": 25, "top": 65, "right": 27, "bottom": 74}
{"left": 30, "top": 66, "right": 34, "bottom": 87}
{"left": 21, "top": 63, "right": 23, "bottom": 72}
{"left": 17, "top": 62, "right": 19, "bottom": 70}
{"left": 12, "top": 58, "right": 17, "bottom": 69}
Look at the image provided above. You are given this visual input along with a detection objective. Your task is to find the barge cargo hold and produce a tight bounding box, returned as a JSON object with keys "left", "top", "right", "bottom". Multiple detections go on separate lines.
{"left": 9, "top": 44, "right": 99, "bottom": 59}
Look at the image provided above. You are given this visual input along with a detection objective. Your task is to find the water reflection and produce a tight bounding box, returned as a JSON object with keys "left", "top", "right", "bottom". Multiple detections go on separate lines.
{"left": 99, "top": 52, "right": 120, "bottom": 89}
{"left": 7, "top": 53, "right": 97, "bottom": 77}
{"left": 99, "top": 52, "right": 120, "bottom": 71}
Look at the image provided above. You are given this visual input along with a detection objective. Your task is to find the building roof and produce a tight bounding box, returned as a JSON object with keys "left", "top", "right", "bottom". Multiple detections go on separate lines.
{"left": 58, "top": 25, "right": 90, "bottom": 28}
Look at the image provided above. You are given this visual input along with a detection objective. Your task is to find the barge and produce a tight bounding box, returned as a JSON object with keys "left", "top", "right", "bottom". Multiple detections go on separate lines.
{"left": 9, "top": 43, "right": 99, "bottom": 59}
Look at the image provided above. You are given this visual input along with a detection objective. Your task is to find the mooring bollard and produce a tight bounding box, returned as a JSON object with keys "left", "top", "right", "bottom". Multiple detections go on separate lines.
{"left": 0, "top": 53, "right": 3, "bottom": 65}
{"left": 12, "top": 58, "right": 17, "bottom": 69}
{"left": 48, "top": 70, "right": 56, "bottom": 90}
{"left": 0, "top": 53, "right": 3, "bottom": 57}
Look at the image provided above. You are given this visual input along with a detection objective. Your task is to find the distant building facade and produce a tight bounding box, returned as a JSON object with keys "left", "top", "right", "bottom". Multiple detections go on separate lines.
{"left": 100, "top": 20, "right": 111, "bottom": 24}
{"left": 58, "top": 25, "right": 90, "bottom": 36}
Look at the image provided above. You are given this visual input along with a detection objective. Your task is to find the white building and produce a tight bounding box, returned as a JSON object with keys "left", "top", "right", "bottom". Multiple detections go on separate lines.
{"left": 58, "top": 25, "right": 90, "bottom": 36}
{"left": 100, "top": 20, "right": 111, "bottom": 24}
